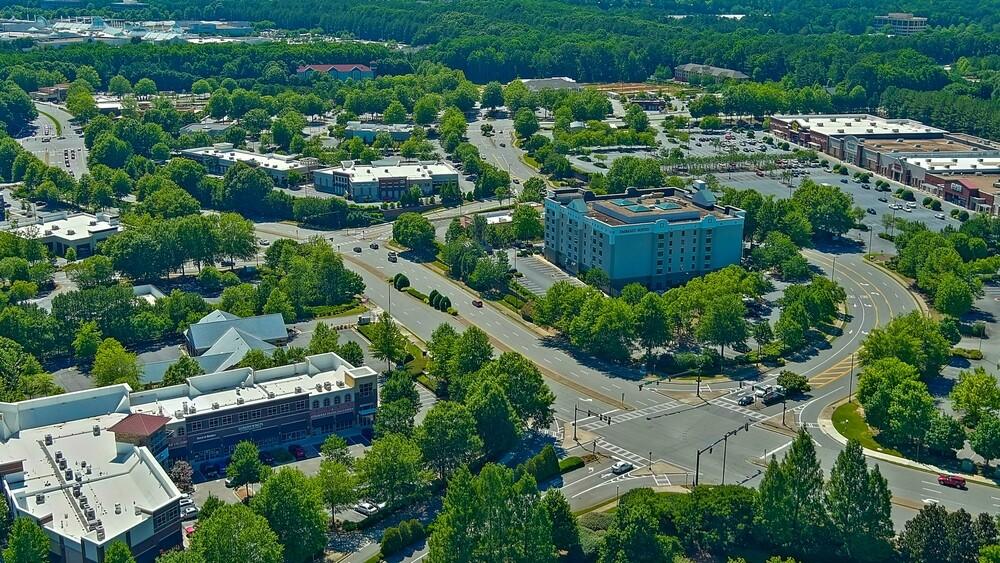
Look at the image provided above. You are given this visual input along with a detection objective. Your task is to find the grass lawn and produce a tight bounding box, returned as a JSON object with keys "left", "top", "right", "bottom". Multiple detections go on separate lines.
{"left": 832, "top": 402, "right": 901, "bottom": 457}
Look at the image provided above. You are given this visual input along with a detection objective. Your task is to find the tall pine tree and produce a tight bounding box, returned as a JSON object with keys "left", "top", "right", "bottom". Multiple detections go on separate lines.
{"left": 825, "top": 440, "right": 894, "bottom": 561}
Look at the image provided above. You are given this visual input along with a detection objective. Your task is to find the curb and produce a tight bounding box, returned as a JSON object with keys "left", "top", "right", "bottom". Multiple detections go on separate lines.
{"left": 819, "top": 399, "right": 997, "bottom": 488}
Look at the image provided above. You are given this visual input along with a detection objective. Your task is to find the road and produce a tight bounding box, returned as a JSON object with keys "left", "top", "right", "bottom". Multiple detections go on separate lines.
{"left": 17, "top": 102, "right": 87, "bottom": 179}
{"left": 251, "top": 200, "right": 995, "bottom": 525}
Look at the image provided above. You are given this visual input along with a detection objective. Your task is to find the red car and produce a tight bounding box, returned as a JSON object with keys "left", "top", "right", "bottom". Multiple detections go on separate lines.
{"left": 938, "top": 474, "right": 967, "bottom": 489}
{"left": 288, "top": 444, "right": 306, "bottom": 461}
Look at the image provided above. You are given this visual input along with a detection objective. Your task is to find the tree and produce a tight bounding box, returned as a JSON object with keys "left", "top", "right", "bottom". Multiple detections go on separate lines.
{"left": 974, "top": 513, "right": 999, "bottom": 552}
{"left": 251, "top": 467, "right": 327, "bottom": 563}
{"left": 72, "top": 321, "right": 102, "bottom": 366}
{"left": 226, "top": 441, "right": 269, "bottom": 498}
{"left": 415, "top": 401, "right": 483, "bottom": 479}
{"left": 935, "top": 273, "right": 975, "bottom": 317}
{"left": 169, "top": 460, "right": 195, "bottom": 494}
{"left": 511, "top": 204, "right": 543, "bottom": 241}
{"left": 103, "top": 540, "right": 136, "bottom": 563}
{"left": 156, "top": 550, "right": 205, "bottom": 563}
{"left": 0, "top": 496, "right": 9, "bottom": 547}
{"left": 857, "top": 357, "right": 921, "bottom": 430}
{"left": 696, "top": 294, "right": 748, "bottom": 356}
{"left": 163, "top": 355, "right": 204, "bottom": 387}
{"left": 384, "top": 100, "right": 407, "bottom": 124}
{"left": 776, "top": 370, "right": 810, "bottom": 395}
{"left": 790, "top": 180, "right": 858, "bottom": 237}
{"left": 108, "top": 75, "right": 132, "bottom": 97}
{"left": 3, "top": 518, "right": 49, "bottom": 563}
{"left": 624, "top": 103, "right": 649, "bottom": 132}
{"left": 950, "top": 367, "right": 1000, "bottom": 426}
{"left": 134, "top": 78, "right": 158, "bottom": 98}
{"left": 91, "top": 338, "right": 141, "bottom": 388}
{"left": 392, "top": 213, "right": 435, "bottom": 254}
{"left": 481, "top": 82, "right": 504, "bottom": 109}
{"left": 315, "top": 460, "right": 357, "bottom": 524}
{"left": 368, "top": 312, "right": 406, "bottom": 372}
{"left": 635, "top": 292, "right": 670, "bottom": 367}
{"left": 339, "top": 341, "right": 365, "bottom": 367}
{"left": 971, "top": 414, "right": 1000, "bottom": 464}
{"left": 859, "top": 312, "right": 950, "bottom": 379}
{"left": 897, "top": 504, "right": 950, "bottom": 563}
{"left": 474, "top": 351, "right": 554, "bottom": 429}
{"left": 757, "top": 430, "right": 827, "bottom": 551}
{"left": 198, "top": 494, "right": 224, "bottom": 523}
{"left": 263, "top": 288, "right": 296, "bottom": 323}
{"left": 356, "top": 433, "right": 429, "bottom": 506}
{"left": 600, "top": 497, "right": 679, "bottom": 563}
{"left": 513, "top": 107, "right": 539, "bottom": 139}
{"left": 542, "top": 489, "right": 581, "bottom": 556}
{"left": 887, "top": 379, "right": 936, "bottom": 446}
{"left": 946, "top": 509, "right": 980, "bottom": 563}
{"left": 381, "top": 369, "right": 419, "bottom": 407}
{"left": 466, "top": 379, "right": 520, "bottom": 458}
{"left": 824, "top": 440, "right": 893, "bottom": 561}
{"left": 320, "top": 434, "right": 352, "bottom": 466}
{"left": 375, "top": 398, "right": 418, "bottom": 437}
{"left": 413, "top": 94, "right": 439, "bottom": 125}
{"left": 191, "top": 503, "right": 283, "bottom": 563}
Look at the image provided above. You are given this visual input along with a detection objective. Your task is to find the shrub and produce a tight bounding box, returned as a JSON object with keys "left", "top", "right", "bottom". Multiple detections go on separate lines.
{"left": 380, "top": 526, "right": 403, "bottom": 556}
{"left": 447, "top": 307, "right": 458, "bottom": 316}
{"left": 958, "top": 210, "right": 969, "bottom": 222}
{"left": 952, "top": 347, "right": 984, "bottom": 360}
{"left": 922, "top": 196, "right": 933, "bottom": 207}
{"left": 220, "top": 271, "right": 241, "bottom": 288}
{"left": 405, "top": 287, "right": 428, "bottom": 301}
{"left": 431, "top": 292, "right": 442, "bottom": 308}
{"left": 559, "top": 456, "right": 584, "bottom": 473}
{"left": 429, "top": 289, "right": 440, "bottom": 302}
{"left": 519, "top": 444, "right": 560, "bottom": 483}
{"left": 776, "top": 370, "right": 810, "bottom": 394}
{"left": 930, "top": 200, "right": 942, "bottom": 211}
{"left": 440, "top": 296, "right": 451, "bottom": 310}
{"left": 394, "top": 274, "right": 410, "bottom": 290}
{"left": 579, "top": 512, "right": 613, "bottom": 532}
{"left": 960, "top": 321, "right": 987, "bottom": 338}
{"left": 197, "top": 266, "right": 225, "bottom": 292}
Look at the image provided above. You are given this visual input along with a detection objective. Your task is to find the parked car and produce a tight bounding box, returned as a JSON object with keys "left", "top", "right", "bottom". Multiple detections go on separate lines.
{"left": 224, "top": 477, "right": 235, "bottom": 488}
{"left": 184, "top": 524, "right": 197, "bottom": 537}
{"left": 867, "top": 208, "right": 877, "bottom": 215}
{"left": 611, "top": 461, "right": 634, "bottom": 475}
{"left": 938, "top": 474, "right": 967, "bottom": 489}
{"left": 878, "top": 196, "right": 888, "bottom": 202}
{"left": 840, "top": 179, "right": 849, "bottom": 184}
{"left": 288, "top": 444, "right": 307, "bottom": 461}
{"left": 935, "top": 213, "right": 946, "bottom": 220}
{"left": 181, "top": 506, "right": 199, "bottom": 520}
{"left": 179, "top": 497, "right": 195, "bottom": 508}
{"left": 258, "top": 238, "right": 270, "bottom": 246}
{"left": 354, "top": 500, "right": 386, "bottom": 516}
{"left": 499, "top": 142, "right": 506, "bottom": 147}
{"left": 200, "top": 463, "right": 220, "bottom": 479}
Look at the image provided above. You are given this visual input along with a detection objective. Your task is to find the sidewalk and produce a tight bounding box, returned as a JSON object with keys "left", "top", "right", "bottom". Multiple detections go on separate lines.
{"left": 817, "top": 400, "right": 996, "bottom": 487}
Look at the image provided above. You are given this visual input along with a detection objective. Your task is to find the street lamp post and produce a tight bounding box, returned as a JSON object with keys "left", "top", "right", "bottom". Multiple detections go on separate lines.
{"left": 830, "top": 256, "right": 837, "bottom": 281}
{"left": 848, "top": 353, "right": 855, "bottom": 402}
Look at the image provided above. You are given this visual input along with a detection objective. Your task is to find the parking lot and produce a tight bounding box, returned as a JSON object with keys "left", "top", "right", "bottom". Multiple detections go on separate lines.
{"left": 509, "top": 251, "right": 584, "bottom": 295}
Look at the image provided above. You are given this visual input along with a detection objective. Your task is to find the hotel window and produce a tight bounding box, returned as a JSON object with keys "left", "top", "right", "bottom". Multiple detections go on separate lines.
{"left": 312, "top": 400, "right": 319, "bottom": 409}
{"left": 334, "top": 395, "right": 341, "bottom": 405}
{"left": 323, "top": 398, "right": 330, "bottom": 407}
{"left": 345, "top": 394, "right": 353, "bottom": 403}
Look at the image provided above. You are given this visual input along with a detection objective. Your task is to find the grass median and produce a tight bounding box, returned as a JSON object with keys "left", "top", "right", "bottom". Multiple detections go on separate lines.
{"left": 832, "top": 401, "right": 901, "bottom": 457}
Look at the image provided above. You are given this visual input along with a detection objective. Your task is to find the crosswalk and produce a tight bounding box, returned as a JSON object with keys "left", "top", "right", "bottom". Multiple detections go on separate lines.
{"left": 710, "top": 394, "right": 769, "bottom": 421}
{"left": 576, "top": 400, "right": 680, "bottom": 431}
{"left": 597, "top": 439, "right": 649, "bottom": 466}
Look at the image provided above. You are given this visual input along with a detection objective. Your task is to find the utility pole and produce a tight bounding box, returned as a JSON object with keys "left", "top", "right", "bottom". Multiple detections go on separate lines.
{"left": 781, "top": 400, "right": 787, "bottom": 426}
{"left": 848, "top": 353, "right": 855, "bottom": 402}
{"left": 572, "top": 404, "right": 579, "bottom": 441}
{"left": 830, "top": 256, "right": 837, "bottom": 281}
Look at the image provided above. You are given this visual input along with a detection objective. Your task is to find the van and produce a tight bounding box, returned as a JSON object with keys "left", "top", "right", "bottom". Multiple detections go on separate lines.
{"left": 358, "top": 314, "right": 372, "bottom": 325}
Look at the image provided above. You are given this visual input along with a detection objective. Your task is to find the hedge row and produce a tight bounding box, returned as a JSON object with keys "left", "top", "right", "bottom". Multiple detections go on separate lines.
{"left": 380, "top": 519, "right": 426, "bottom": 557}
{"left": 517, "top": 444, "right": 560, "bottom": 484}
{"left": 393, "top": 273, "right": 410, "bottom": 290}
{"left": 428, "top": 289, "right": 452, "bottom": 312}
{"left": 558, "top": 456, "right": 584, "bottom": 473}
{"left": 952, "top": 347, "right": 984, "bottom": 360}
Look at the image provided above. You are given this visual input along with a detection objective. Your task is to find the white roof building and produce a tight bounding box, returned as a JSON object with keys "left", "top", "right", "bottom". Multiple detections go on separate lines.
{"left": 772, "top": 114, "right": 946, "bottom": 138}
{"left": 314, "top": 158, "right": 460, "bottom": 203}
{"left": 902, "top": 155, "right": 1000, "bottom": 174}
{"left": 0, "top": 386, "right": 181, "bottom": 563}
{"left": 179, "top": 144, "right": 318, "bottom": 186}
{"left": 3, "top": 211, "right": 120, "bottom": 258}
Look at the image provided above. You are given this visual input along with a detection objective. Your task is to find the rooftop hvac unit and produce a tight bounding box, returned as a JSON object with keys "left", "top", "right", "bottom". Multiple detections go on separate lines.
{"left": 236, "top": 398, "right": 244, "bottom": 405}
{"left": 89, "top": 220, "right": 96, "bottom": 226}
{"left": 211, "top": 402, "right": 219, "bottom": 410}
{"left": 134, "top": 505, "right": 142, "bottom": 516}
{"left": 64, "top": 469, "right": 72, "bottom": 481}
{"left": 44, "top": 434, "right": 53, "bottom": 446}
{"left": 96, "top": 528, "right": 105, "bottom": 541}
{"left": 85, "top": 466, "right": 91, "bottom": 475}
{"left": 336, "top": 381, "right": 345, "bottom": 388}
{"left": 267, "top": 392, "right": 275, "bottom": 399}
{"left": 81, "top": 461, "right": 87, "bottom": 468}
{"left": 114, "top": 503, "right": 121, "bottom": 514}
{"left": 315, "top": 384, "right": 322, "bottom": 392}
{"left": 58, "top": 459, "right": 67, "bottom": 470}
{"left": 174, "top": 410, "right": 183, "bottom": 419}
{"left": 92, "top": 425, "right": 100, "bottom": 436}
{"left": 189, "top": 405, "right": 197, "bottom": 413}
{"left": 182, "top": 402, "right": 188, "bottom": 414}
{"left": 85, "top": 508, "right": 95, "bottom": 520}
{"left": 66, "top": 229, "right": 75, "bottom": 235}
{"left": 55, "top": 450, "right": 63, "bottom": 460}
{"left": 324, "top": 382, "right": 332, "bottom": 391}
{"left": 50, "top": 225, "right": 59, "bottom": 230}
{"left": 79, "top": 495, "right": 87, "bottom": 505}
{"left": 294, "top": 386, "right": 303, "bottom": 393}
{"left": 35, "top": 494, "right": 44, "bottom": 504}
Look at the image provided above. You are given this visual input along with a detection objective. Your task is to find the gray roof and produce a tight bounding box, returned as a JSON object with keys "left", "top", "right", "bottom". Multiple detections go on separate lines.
{"left": 180, "top": 122, "right": 234, "bottom": 135}
{"left": 185, "top": 312, "right": 287, "bottom": 353}
{"left": 519, "top": 77, "right": 581, "bottom": 92}
{"left": 675, "top": 63, "right": 749, "bottom": 80}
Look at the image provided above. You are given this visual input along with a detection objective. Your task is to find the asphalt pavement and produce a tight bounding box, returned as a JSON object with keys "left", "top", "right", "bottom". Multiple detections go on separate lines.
{"left": 17, "top": 102, "right": 87, "bottom": 179}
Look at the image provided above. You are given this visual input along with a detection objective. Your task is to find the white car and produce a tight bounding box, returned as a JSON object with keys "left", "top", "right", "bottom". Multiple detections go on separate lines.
{"left": 354, "top": 500, "right": 386, "bottom": 516}
{"left": 181, "top": 506, "right": 199, "bottom": 519}
{"left": 179, "top": 497, "right": 195, "bottom": 508}
{"left": 610, "top": 461, "right": 634, "bottom": 475}
{"left": 935, "top": 213, "right": 946, "bottom": 220}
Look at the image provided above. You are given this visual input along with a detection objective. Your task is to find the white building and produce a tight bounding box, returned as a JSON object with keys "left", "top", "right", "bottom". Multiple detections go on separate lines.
{"left": 314, "top": 158, "right": 460, "bottom": 203}
{"left": 180, "top": 143, "right": 318, "bottom": 186}
{"left": 3, "top": 211, "right": 120, "bottom": 257}
{"left": 0, "top": 386, "right": 182, "bottom": 563}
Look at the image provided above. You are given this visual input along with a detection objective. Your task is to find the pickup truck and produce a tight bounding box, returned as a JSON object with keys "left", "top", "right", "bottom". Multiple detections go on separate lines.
{"left": 761, "top": 389, "right": 785, "bottom": 405}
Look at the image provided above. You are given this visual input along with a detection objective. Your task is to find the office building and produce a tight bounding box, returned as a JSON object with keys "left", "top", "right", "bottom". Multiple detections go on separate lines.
{"left": 343, "top": 121, "right": 412, "bottom": 143}
{"left": 544, "top": 183, "right": 745, "bottom": 292}
{"left": 674, "top": 63, "right": 748, "bottom": 83}
{"left": 296, "top": 64, "right": 374, "bottom": 81}
{"left": 3, "top": 211, "right": 120, "bottom": 258}
{"left": 518, "top": 77, "right": 581, "bottom": 92}
{"left": 875, "top": 13, "right": 927, "bottom": 35}
{"left": 129, "top": 352, "right": 378, "bottom": 463}
{"left": 314, "top": 158, "right": 460, "bottom": 203}
{"left": 0, "top": 386, "right": 182, "bottom": 563}
{"left": 180, "top": 144, "right": 319, "bottom": 186}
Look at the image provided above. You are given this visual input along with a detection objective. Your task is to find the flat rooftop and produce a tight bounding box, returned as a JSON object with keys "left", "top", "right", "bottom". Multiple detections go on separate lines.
{"left": 345, "top": 121, "right": 411, "bottom": 133}
{"left": 0, "top": 387, "right": 178, "bottom": 547}
{"left": 949, "top": 175, "right": 1000, "bottom": 195}
{"left": 129, "top": 352, "right": 377, "bottom": 423}
{"left": 318, "top": 159, "right": 458, "bottom": 184}
{"left": 182, "top": 144, "right": 309, "bottom": 172}
{"left": 903, "top": 155, "right": 1000, "bottom": 174}
{"left": 6, "top": 211, "right": 120, "bottom": 242}
{"left": 861, "top": 138, "right": 977, "bottom": 154}
{"left": 774, "top": 114, "right": 945, "bottom": 138}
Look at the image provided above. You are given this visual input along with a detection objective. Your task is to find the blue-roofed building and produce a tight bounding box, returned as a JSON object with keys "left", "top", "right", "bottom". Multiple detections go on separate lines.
{"left": 543, "top": 182, "right": 745, "bottom": 292}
